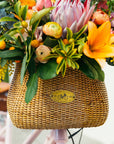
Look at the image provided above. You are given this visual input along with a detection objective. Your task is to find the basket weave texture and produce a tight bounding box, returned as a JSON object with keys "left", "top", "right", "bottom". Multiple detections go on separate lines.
{"left": 7, "top": 64, "right": 108, "bottom": 129}
{"left": 0, "top": 93, "right": 7, "bottom": 112}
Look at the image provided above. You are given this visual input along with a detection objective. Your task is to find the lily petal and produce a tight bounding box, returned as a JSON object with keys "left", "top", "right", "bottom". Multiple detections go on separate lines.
{"left": 83, "top": 43, "right": 114, "bottom": 58}
{"left": 93, "top": 21, "right": 111, "bottom": 49}
{"left": 87, "top": 21, "right": 97, "bottom": 47}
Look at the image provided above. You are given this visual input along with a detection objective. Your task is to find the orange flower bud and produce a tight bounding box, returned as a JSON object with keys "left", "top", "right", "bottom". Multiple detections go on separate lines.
{"left": 31, "top": 40, "right": 40, "bottom": 48}
{"left": 9, "top": 47, "right": 15, "bottom": 50}
{"left": 0, "top": 40, "right": 6, "bottom": 50}
{"left": 56, "top": 56, "right": 63, "bottom": 64}
{"left": 63, "top": 39, "right": 69, "bottom": 44}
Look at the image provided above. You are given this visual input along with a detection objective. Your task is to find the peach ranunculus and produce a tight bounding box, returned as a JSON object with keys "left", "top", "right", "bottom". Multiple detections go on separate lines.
{"left": 35, "top": 0, "right": 52, "bottom": 11}
{"left": 83, "top": 21, "right": 114, "bottom": 63}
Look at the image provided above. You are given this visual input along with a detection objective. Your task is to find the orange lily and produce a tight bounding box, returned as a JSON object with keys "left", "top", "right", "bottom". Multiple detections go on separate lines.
{"left": 83, "top": 21, "right": 114, "bottom": 61}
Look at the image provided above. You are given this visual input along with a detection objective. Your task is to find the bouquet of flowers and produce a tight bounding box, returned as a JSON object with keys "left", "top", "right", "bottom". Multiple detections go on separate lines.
{"left": 0, "top": 0, "right": 114, "bottom": 104}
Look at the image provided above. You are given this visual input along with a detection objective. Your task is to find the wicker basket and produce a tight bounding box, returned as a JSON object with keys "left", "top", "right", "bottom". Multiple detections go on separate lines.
{"left": 7, "top": 64, "right": 108, "bottom": 129}
{"left": 0, "top": 93, "right": 7, "bottom": 112}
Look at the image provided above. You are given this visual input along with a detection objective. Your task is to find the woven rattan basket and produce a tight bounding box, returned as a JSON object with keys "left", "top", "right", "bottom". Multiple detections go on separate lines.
{"left": 0, "top": 93, "right": 7, "bottom": 112}
{"left": 7, "top": 63, "right": 108, "bottom": 129}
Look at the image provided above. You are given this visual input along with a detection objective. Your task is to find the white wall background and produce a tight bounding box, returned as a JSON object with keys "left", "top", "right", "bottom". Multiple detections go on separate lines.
{"left": 84, "top": 64, "right": 114, "bottom": 144}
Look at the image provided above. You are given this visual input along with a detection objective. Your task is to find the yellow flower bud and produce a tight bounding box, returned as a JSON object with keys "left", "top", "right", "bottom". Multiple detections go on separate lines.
{"left": 21, "top": 21, "right": 28, "bottom": 28}
{"left": 43, "top": 22, "right": 62, "bottom": 39}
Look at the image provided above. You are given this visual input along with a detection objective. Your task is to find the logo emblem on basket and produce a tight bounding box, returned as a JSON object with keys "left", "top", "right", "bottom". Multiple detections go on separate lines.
{"left": 50, "top": 90, "right": 75, "bottom": 103}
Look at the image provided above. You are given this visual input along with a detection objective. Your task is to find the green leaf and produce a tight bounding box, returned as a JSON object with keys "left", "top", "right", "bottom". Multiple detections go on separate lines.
{"left": 4, "top": 68, "right": 9, "bottom": 83}
{"left": 0, "top": 49, "right": 24, "bottom": 58}
{"left": 66, "top": 27, "right": 73, "bottom": 40}
{"left": 0, "top": 1, "right": 8, "bottom": 9}
{"left": 0, "top": 28, "right": 19, "bottom": 41}
{"left": 68, "top": 49, "right": 77, "bottom": 57}
{"left": 70, "top": 54, "right": 82, "bottom": 59}
{"left": 15, "top": 36, "right": 23, "bottom": 48}
{"left": 14, "top": 1, "right": 21, "bottom": 17}
{"left": 56, "top": 50, "right": 65, "bottom": 57}
{"left": 21, "top": 5, "right": 28, "bottom": 20}
{"left": 30, "top": 7, "right": 54, "bottom": 25}
{"left": 72, "top": 60, "right": 79, "bottom": 69}
{"left": 78, "top": 56, "right": 104, "bottom": 81}
{"left": 46, "top": 54, "right": 58, "bottom": 59}
{"left": 13, "top": 22, "right": 21, "bottom": 28}
{"left": 26, "top": 37, "right": 32, "bottom": 62}
{"left": 25, "top": 69, "right": 39, "bottom": 104}
{"left": 87, "top": 58, "right": 104, "bottom": 81}
{"left": 27, "top": 56, "right": 36, "bottom": 76}
{"left": 38, "top": 59, "right": 58, "bottom": 80}
{"left": 0, "top": 35, "right": 5, "bottom": 41}
{"left": 56, "top": 58, "right": 65, "bottom": 75}
{"left": 61, "top": 61, "right": 67, "bottom": 76}
{"left": 32, "top": 19, "right": 41, "bottom": 35}
{"left": 58, "top": 39, "right": 65, "bottom": 51}
{"left": 0, "top": 59, "right": 7, "bottom": 67}
{"left": 20, "top": 55, "right": 27, "bottom": 84}
{"left": 67, "top": 58, "right": 72, "bottom": 67}
{"left": 73, "top": 25, "right": 87, "bottom": 40}
{"left": 44, "top": 36, "right": 58, "bottom": 48}
{"left": 4, "top": 34, "right": 16, "bottom": 41}
{"left": 0, "top": 17, "right": 17, "bottom": 22}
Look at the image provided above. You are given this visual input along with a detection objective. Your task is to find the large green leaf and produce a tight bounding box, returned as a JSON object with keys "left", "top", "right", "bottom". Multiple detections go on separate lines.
{"left": 20, "top": 55, "right": 27, "bottom": 84}
{"left": 14, "top": 1, "right": 21, "bottom": 17}
{"left": 0, "top": 17, "right": 17, "bottom": 22}
{"left": 0, "top": 49, "right": 24, "bottom": 58}
{"left": 27, "top": 56, "right": 36, "bottom": 76}
{"left": 32, "top": 19, "right": 41, "bottom": 35}
{"left": 25, "top": 69, "right": 39, "bottom": 104}
{"left": 38, "top": 59, "right": 58, "bottom": 80}
{"left": 44, "top": 37, "right": 58, "bottom": 48}
{"left": 30, "top": 7, "right": 54, "bottom": 25}
{"left": 78, "top": 55, "right": 104, "bottom": 81}
{"left": 21, "top": 5, "right": 28, "bottom": 20}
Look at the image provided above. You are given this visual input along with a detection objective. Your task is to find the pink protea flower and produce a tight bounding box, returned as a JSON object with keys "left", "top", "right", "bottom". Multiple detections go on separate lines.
{"left": 35, "top": 0, "right": 52, "bottom": 11}
{"left": 50, "top": 0, "right": 95, "bottom": 34}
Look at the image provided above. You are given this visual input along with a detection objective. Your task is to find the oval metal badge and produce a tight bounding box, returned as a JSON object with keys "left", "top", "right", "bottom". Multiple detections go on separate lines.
{"left": 50, "top": 90, "right": 75, "bottom": 103}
